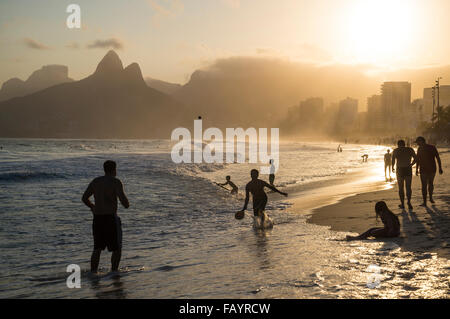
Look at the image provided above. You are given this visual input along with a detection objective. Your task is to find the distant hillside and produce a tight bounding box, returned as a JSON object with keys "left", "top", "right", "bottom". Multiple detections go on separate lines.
{"left": 173, "top": 57, "right": 379, "bottom": 128}
{"left": 145, "top": 77, "right": 182, "bottom": 95}
{"left": 0, "top": 51, "right": 191, "bottom": 138}
{"left": 0, "top": 65, "right": 73, "bottom": 102}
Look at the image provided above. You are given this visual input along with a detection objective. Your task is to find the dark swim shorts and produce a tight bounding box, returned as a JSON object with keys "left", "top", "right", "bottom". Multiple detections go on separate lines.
{"left": 253, "top": 195, "right": 268, "bottom": 216}
{"left": 397, "top": 167, "right": 412, "bottom": 178}
{"left": 92, "top": 214, "right": 122, "bottom": 251}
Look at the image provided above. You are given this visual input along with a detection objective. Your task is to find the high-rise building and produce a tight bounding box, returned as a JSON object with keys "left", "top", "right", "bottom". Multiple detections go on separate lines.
{"left": 285, "top": 97, "right": 324, "bottom": 133}
{"left": 337, "top": 97, "right": 358, "bottom": 133}
{"left": 381, "top": 82, "right": 412, "bottom": 132}
{"left": 299, "top": 97, "right": 324, "bottom": 116}
{"left": 367, "top": 94, "right": 383, "bottom": 131}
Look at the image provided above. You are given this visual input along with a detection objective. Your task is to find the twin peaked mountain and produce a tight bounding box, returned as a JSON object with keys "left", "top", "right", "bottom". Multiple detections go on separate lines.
{"left": 0, "top": 51, "right": 189, "bottom": 138}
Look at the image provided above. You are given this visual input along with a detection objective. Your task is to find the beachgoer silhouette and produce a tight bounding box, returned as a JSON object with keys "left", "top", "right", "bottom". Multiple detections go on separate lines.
{"left": 240, "top": 169, "right": 287, "bottom": 223}
{"left": 346, "top": 201, "right": 400, "bottom": 240}
{"left": 82, "top": 160, "right": 129, "bottom": 273}
{"left": 217, "top": 176, "right": 238, "bottom": 195}
{"left": 392, "top": 140, "right": 417, "bottom": 210}
{"left": 269, "top": 159, "right": 276, "bottom": 186}
{"left": 415, "top": 136, "right": 444, "bottom": 206}
{"left": 361, "top": 154, "right": 369, "bottom": 162}
{"left": 384, "top": 149, "right": 392, "bottom": 181}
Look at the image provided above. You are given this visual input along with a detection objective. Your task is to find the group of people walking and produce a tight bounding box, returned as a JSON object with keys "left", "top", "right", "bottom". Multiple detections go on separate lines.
{"left": 386, "top": 136, "right": 443, "bottom": 209}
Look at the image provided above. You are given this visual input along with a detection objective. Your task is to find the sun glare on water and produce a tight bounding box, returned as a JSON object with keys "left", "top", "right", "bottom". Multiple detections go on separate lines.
{"left": 345, "top": 0, "right": 417, "bottom": 65}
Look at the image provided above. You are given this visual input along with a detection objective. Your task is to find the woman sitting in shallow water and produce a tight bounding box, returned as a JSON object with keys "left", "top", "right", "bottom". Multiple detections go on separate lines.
{"left": 346, "top": 201, "right": 400, "bottom": 241}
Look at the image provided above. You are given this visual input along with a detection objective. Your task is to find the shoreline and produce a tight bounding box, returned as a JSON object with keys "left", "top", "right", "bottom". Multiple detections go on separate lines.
{"left": 297, "top": 151, "right": 450, "bottom": 260}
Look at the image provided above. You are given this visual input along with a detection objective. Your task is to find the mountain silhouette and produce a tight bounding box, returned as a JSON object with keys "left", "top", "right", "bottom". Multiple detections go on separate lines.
{"left": 0, "top": 50, "right": 189, "bottom": 138}
{"left": 0, "top": 65, "right": 73, "bottom": 102}
{"left": 145, "top": 77, "right": 182, "bottom": 95}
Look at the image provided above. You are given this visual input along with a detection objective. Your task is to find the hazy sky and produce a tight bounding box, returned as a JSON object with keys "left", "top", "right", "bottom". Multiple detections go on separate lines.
{"left": 1, "top": 0, "right": 450, "bottom": 86}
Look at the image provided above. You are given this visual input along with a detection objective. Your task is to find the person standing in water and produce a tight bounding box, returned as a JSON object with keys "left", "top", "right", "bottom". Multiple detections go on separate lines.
{"left": 82, "top": 160, "right": 129, "bottom": 273}
{"left": 217, "top": 176, "right": 238, "bottom": 195}
{"left": 384, "top": 149, "right": 392, "bottom": 181}
{"left": 415, "top": 136, "right": 444, "bottom": 206}
{"left": 346, "top": 201, "right": 400, "bottom": 241}
{"left": 240, "top": 169, "right": 287, "bottom": 223}
{"left": 269, "top": 159, "right": 276, "bottom": 186}
{"left": 361, "top": 154, "right": 369, "bottom": 162}
{"left": 392, "top": 140, "right": 417, "bottom": 210}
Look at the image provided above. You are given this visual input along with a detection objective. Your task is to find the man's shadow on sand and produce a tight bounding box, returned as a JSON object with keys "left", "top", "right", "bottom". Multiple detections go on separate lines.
{"left": 389, "top": 202, "right": 449, "bottom": 257}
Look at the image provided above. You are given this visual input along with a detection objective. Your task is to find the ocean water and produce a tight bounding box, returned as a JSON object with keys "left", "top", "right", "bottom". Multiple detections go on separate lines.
{"left": 0, "top": 139, "right": 448, "bottom": 299}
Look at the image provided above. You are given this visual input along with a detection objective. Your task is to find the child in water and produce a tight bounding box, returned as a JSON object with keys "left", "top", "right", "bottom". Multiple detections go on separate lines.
{"left": 346, "top": 201, "right": 400, "bottom": 241}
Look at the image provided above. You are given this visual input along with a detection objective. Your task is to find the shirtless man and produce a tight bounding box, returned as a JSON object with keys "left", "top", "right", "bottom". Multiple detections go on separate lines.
{"left": 82, "top": 160, "right": 129, "bottom": 273}
{"left": 384, "top": 149, "right": 392, "bottom": 181}
{"left": 240, "top": 169, "right": 287, "bottom": 222}
{"left": 415, "top": 136, "right": 444, "bottom": 206}
{"left": 218, "top": 176, "right": 238, "bottom": 195}
{"left": 392, "top": 140, "right": 417, "bottom": 210}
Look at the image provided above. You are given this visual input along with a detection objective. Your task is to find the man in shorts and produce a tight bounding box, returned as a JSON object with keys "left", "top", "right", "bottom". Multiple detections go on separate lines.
{"left": 415, "top": 136, "right": 444, "bottom": 206}
{"left": 392, "top": 140, "right": 417, "bottom": 210}
{"left": 240, "top": 169, "right": 287, "bottom": 223}
{"left": 82, "top": 160, "right": 129, "bottom": 273}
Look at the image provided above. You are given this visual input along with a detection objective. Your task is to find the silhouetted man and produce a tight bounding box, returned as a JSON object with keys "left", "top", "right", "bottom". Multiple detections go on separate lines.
{"left": 384, "top": 149, "right": 392, "bottom": 181}
{"left": 415, "top": 136, "right": 443, "bottom": 206}
{"left": 82, "top": 160, "right": 129, "bottom": 273}
{"left": 269, "top": 159, "right": 276, "bottom": 186}
{"left": 218, "top": 175, "right": 238, "bottom": 195}
{"left": 392, "top": 140, "right": 417, "bottom": 210}
{"left": 240, "top": 169, "right": 287, "bottom": 222}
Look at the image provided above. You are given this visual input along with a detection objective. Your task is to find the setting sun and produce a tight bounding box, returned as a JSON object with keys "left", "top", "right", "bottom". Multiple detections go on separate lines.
{"left": 345, "top": 0, "right": 417, "bottom": 65}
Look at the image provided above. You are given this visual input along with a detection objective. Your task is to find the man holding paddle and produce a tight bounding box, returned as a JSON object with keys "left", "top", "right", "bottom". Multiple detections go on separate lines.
{"left": 237, "top": 169, "right": 287, "bottom": 222}
{"left": 216, "top": 176, "right": 238, "bottom": 195}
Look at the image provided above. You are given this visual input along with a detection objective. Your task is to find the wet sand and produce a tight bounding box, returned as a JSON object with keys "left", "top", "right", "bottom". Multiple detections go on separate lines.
{"left": 307, "top": 151, "right": 450, "bottom": 259}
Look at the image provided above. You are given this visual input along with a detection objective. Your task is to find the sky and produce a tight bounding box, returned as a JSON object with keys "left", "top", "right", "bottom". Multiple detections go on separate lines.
{"left": 1, "top": 0, "right": 450, "bottom": 87}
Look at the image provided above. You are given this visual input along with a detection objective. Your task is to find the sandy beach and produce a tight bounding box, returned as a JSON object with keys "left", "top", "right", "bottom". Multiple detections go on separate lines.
{"left": 304, "top": 150, "right": 450, "bottom": 260}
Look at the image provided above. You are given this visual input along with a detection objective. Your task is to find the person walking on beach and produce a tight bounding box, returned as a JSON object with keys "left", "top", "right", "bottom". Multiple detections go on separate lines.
{"left": 269, "top": 159, "right": 276, "bottom": 186}
{"left": 392, "top": 140, "right": 417, "bottom": 210}
{"left": 415, "top": 136, "right": 444, "bottom": 206}
{"left": 384, "top": 149, "right": 392, "bottom": 181}
{"left": 239, "top": 169, "right": 287, "bottom": 223}
{"left": 346, "top": 201, "right": 400, "bottom": 241}
{"left": 82, "top": 160, "right": 129, "bottom": 273}
{"left": 217, "top": 176, "right": 238, "bottom": 195}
